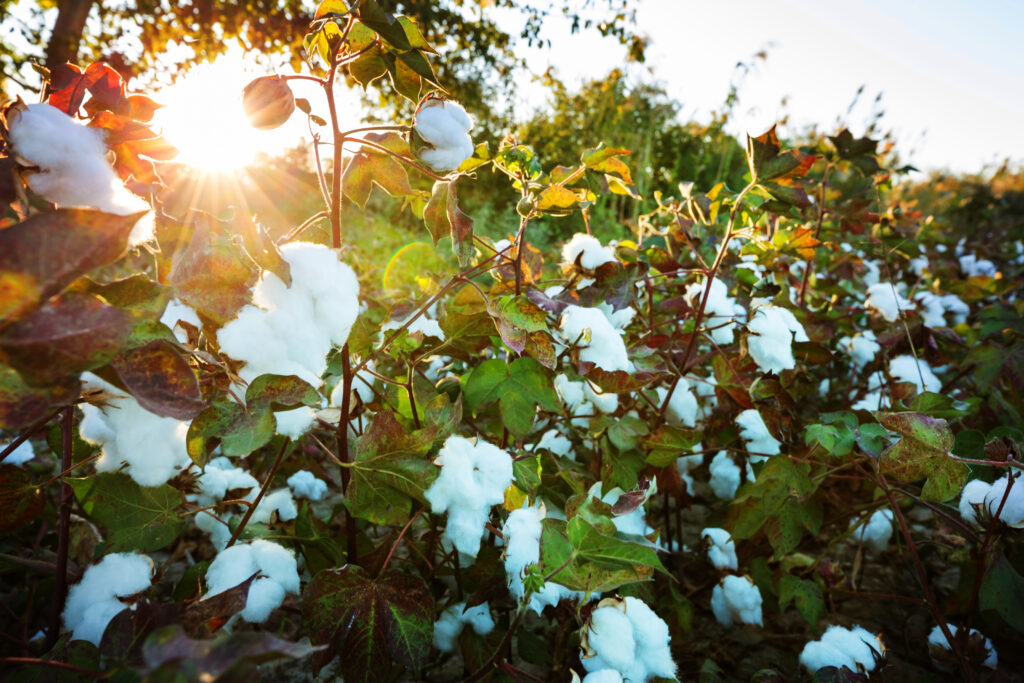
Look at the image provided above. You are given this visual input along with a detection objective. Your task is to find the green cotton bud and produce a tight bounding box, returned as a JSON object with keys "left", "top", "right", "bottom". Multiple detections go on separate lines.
{"left": 522, "top": 563, "right": 546, "bottom": 596}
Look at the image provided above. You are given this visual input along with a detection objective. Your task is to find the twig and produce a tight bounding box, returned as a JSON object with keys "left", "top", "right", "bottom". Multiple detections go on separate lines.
{"left": 46, "top": 407, "right": 74, "bottom": 650}
{"left": 225, "top": 438, "right": 291, "bottom": 549}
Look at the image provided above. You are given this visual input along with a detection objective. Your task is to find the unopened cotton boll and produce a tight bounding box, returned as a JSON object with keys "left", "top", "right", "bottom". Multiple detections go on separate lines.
{"left": 432, "top": 602, "right": 494, "bottom": 652}
{"left": 424, "top": 436, "right": 513, "bottom": 557}
{"left": 837, "top": 331, "right": 880, "bottom": 368}
{"left": 850, "top": 509, "right": 894, "bottom": 554}
{"left": 413, "top": 100, "right": 474, "bottom": 171}
{"left": 701, "top": 528, "right": 738, "bottom": 571}
{"left": 888, "top": 354, "right": 942, "bottom": 394}
{"left": 865, "top": 283, "right": 910, "bottom": 322}
{"left": 736, "top": 409, "right": 782, "bottom": 461}
{"left": 709, "top": 451, "right": 741, "bottom": 500}
{"left": 581, "top": 597, "right": 676, "bottom": 682}
{"left": 63, "top": 553, "right": 154, "bottom": 645}
{"left": 710, "top": 575, "right": 763, "bottom": 627}
{"left": 927, "top": 624, "right": 998, "bottom": 669}
{"left": 562, "top": 233, "right": 616, "bottom": 270}
{"left": 7, "top": 103, "right": 153, "bottom": 245}
{"left": 204, "top": 540, "right": 300, "bottom": 623}
{"left": 560, "top": 305, "right": 631, "bottom": 373}
{"left": 746, "top": 304, "right": 809, "bottom": 373}
{"left": 79, "top": 373, "right": 192, "bottom": 487}
{"left": 1, "top": 440, "right": 35, "bottom": 466}
{"left": 287, "top": 470, "right": 328, "bottom": 501}
{"left": 799, "top": 625, "right": 884, "bottom": 674}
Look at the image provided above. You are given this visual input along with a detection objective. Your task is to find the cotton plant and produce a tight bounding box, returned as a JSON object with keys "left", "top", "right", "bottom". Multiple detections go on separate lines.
{"left": 501, "top": 502, "right": 585, "bottom": 614}
{"left": 701, "top": 528, "right": 738, "bottom": 571}
{"left": 710, "top": 575, "right": 763, "bottom": 627}
{"left": 914, "top": 291, "right": 971, "bottom": 328}
{"left": 958, "top": 253, "right": 998, "bottom": 278}
{"left": 655, "top": 380, "right": 698, "bottom": 428}
{"left": 6, "top": 102, "right": 153, "bottom": 244}
{"left": 799, "top": 625, "right": 885, "bottom": 675}
{"left": 745, "top": 303, "right": 809, "bottom": 374}
{"left": 79, "top": 373, "right": 192, "bottom": 487}
{"left": 562, "top": 233, "right": 617, "bottom": 273}
{"left": 423, "top": 436, "right": 513, "bottom": 557}
{"left": 412, "top": 100, "right": 474, "bottom": 172}
{"left": 579, "top": 596, "right": 676, "bottom": 682}
{"left": 849, "top": 509, "right": 894, "bottom": 554}
{"left": 204, "top": 539, "right": 300, "bottom": 623}
{"left": 560, "top": 305, "right": 631, "bottom": 373}
{"left": 63, "top": 553, "right": 154, "bottom": 645}
{"left": 432, "top": 602, "right": 494, "bottom": 652}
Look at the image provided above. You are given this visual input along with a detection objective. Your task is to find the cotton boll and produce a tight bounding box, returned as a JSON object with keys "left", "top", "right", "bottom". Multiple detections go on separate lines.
{"left": 582, "top": 671, "right": 624, "bottom": 683}
{"left": 710, "top": 575, "right": 763, "bottom": 627}
{"left": 959, "top": 254, "right": 998, "bottom": 278}
{"left": 837, "top": 331, "right": 880, "bottom": 368}
{"left": 585, "top": 606, "right": 637, "bottom": 672}
{"left": 250, "top": 489, "right": 298, "bottom": 525}
{"left": 381, "top": 314, "right": 445, "bottom": 341}
{"left": 590, "top": 482, "right": 655, "bottom": 537}
{"left": 584, "top": 381, "right": 619, "bottom": 414}
{"left": 736, "top": 409, "right": 781, "bottom": 461}
{"left": 940, "top": 294, "right": 970, "bottom": 325}
{"left": 204, "top": 539, "right": 299, "bottom": 623}
{"left": 581, "top": 597, "right": 676, "bottom": 681}
{"left": 656, "top": 380, "right": 699, "bottom": 427}
{"left": 799, "top": 641, "right": 857, "bottom": 674}
{"left": 560, "top": 306, "right": 631, "bottom": 373}
{"left": 194, "top": 459, "right": 258, "bottom": 505}
{"left": 555, "top": 374, "right": 587, "bottom": 411}
{"left": 79, "top": 373, "right": 192, "bottom": 487}
{"left": 2, "top": 440, "right": 35, "bottom": 466}
{"left": 800, "top": 625, "right": 884, "bottom": 674}
{"left": 983, "top": 474, "right": 1024, "bottom": 528}
{"left": 675, "top": 453, "right": 702, "bottom": 496}
{"left": 958, "top": 480, "right": 990, "bottom": 526}
{"left": 432, "top": 602, "right": 494, "bottom": 652}
{"left": 160, "top": 299, "right": 202, "bottom": 343}
{"left": 413, "top": 101, "right": 474, "bottom": 171}
{"left": 623, "top": 597, "right": 675, "bottom": 680}
{"left": 888, "top": 355, "right": 942, "bottom": 394}
{"left": 865, "top": 283, "right": 910, "bottom": 322}
{"left": 274, "top": 406, "right": 316, "bottom": 438}
{"left": 746, "top": 304, "right": 809, "bottom": 373}
{"left": 686, "top": 277, "right": 741, "bottom": 345}
{"left": 424, "top": 436, "right": 513, "bottom": 557}
{"left": 287, "top": 470, "right": 328, "bottom": 501}
{"left": 927, "top": 624, "right": 998, "bottom": 669}
{"left": 709, "top": 451, "right": 741, "bottom": 500}
{"left": 63, "top": 553, "right": 154, "bottom": 645}
{"left": 535, "top": 429, "right": 574, "bottom": 460}
{"left": 7, "top": 103, "right": 153, "bottom": 245}
{"left": 909, "top": 255, "right": 930, "bottom": 276}
{"left": 914, "top": 291, "right": 948, "bottom": 328}
{"left": 502, "top": 503, "right": 544, "bottom": 602}
{"left": 562, "top": 233, "right": 617, "bottom": 270}
{"left": 850, "top": 509, "right": 894, "bottom": 554}
{"left": 701, "top": 528, "right": 738, "bottom": 571}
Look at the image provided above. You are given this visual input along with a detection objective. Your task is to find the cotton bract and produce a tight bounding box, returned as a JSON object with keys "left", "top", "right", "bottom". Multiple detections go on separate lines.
{"left": 424, "top": 436, "right": 513, "bottom": 557}
{"left": 710, "top": 575, "right": 763, "bottom": 627}
{"left": 701, "top": 528, "right": 738, "bottom": 571}
{"left": 799, "top": 625, "right": 884, "bottom": 674}
{"left": 63, "top": 552, "right": 154, "bottom": 645}
{"left": 79, "top": 373, "right": 192, "bottom": 487}
{"left": 580, "top": 596, "right": 676, "bottom": 682}
{"left": 204, "top": 540, "right": 299, "bottom": 623}
{"left": 746, "top": 304, "right": 809, "bottom": 373}
{"left": 432, "top": 602, "right": 494, "bottom": 652}
{"left": 7, "top": 103, "right": 152, "bottom": 244}
{"left": 413, "top": 100, "right": 474, "bottom": 171}
{"left": 560, "top": 305, "right": 631, "bottom": 373}
{"left": 736, "top": 409, "right": 781, "bottom": 461}
{"left": 563, "top": 233, "right": 616, "bottom": 270}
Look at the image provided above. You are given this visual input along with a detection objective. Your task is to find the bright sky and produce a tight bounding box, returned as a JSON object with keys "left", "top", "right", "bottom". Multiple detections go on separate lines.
{"left": 499, "top": 0, "right": 1024, "bottom": 173}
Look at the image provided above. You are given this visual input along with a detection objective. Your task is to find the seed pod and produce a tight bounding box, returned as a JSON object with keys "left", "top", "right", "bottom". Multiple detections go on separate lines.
{"left": 242, "top": 76, "right": 294, "bottom": 130}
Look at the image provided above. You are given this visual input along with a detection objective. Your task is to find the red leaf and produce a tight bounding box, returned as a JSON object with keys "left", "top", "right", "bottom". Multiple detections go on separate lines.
{"left": 47, "top": 63, "right": 87, "bottom": 115}
{"left": 111, "top": 340, "right": 205, "bottom": 420}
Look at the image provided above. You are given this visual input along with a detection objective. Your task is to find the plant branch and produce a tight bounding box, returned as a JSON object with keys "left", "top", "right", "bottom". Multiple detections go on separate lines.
{"left": 225, "top": 438, "right": 290, "bottom": 549}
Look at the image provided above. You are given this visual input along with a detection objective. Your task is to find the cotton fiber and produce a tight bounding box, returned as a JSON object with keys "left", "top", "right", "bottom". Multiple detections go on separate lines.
{"left": 413, "top": 100, "right": 474, "bottom": 171}
{"left": 597, "top": 301, "right": 636, "bottom": 331}
{"left": 63, "top": 552, "right": 154, "bottom": 645}
{"left": 580, "top": 596, "right": 676, "bottom": 682}
{"left": 709, "top": 451, "right": 741, "bottom": 500}
{"left": 701, "top": 528, "right": 738, "bottom": 571}
{"left": 562, "top": 233, "right": 616, "bottom": 270}
{"left": 865, "top": 283, "right": 910, "bottom": 322}
{"left": 675, "top": 453, "right": 702, "bottom": 495}
{"left": 837, "top": 331, "right": 879, "bottom": 368}
{"left": 502, "top": 502, "right": 585, "bottom": 614}
{"left": 204, "top": 539, "right": 300, "bottom": 623}
{"left": 582, "top": 671, "right": 625, "bottom": 683}
{"left": 79, "top": 373, "right": 192, "bottom": 487}
{"left": 710, "top": 575, "right": 762, "bottom": 627}
{"left": 381, "top": 313, "right": 445, "bottom": 341}
{"left": 250, "top": 488, "right": 298, "bottom": 525}
{"left": 584, "top": 380, "right": 619, "bottom": 414}
{"left": 432, "top": 602, "right": 494, "bottom": 652}
{"left": 560, "top": 305, "right": 631, "bottom": 373}
{"left": 927, "top": 624, "right": 997, "bottom": 669}
{"left": 958, "top": 254, "right": 997, "bottom": 278}
{"left": 736, "top": 409, "right": 781, "bottom": 461}
{"left": 849, "top": 509, "right": 894, "bottom": 554}
{"left": 424, "top": 436, "right": 513, "bottom": 557}
{"left": 589, "top": 482, "right": 655, "bottom": 537}
{"left": 746, "top": 304, "right": 809, "bottom": 373}
{"left": 888, "top": 354, "right": 942, "bottom": 394}
{"left": 7, "top": 103, "right": 153, "bottom": 244}
{"left": 685, "top": 277, "right": 744, "bottom": 345}
{"left": 656, "top": 380, "right": 698, "bottom": 427}
{"left": 287, "top": 469, "right": 328, "bottom": 501}
{"left": 799, "top": 625, "right": 884, "bottom": 674}
{"left": 959, "top": 474, "right": 1024, "bottom": 528}
{"left": 535, "top": 429, "right": 575, "bottom": 460}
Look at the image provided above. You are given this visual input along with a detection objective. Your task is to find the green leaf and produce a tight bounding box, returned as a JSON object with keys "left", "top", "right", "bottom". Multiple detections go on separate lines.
{"left": 876, "top": 412, "right": 967, "bottom": 502}
{"left": 302, "top": 565, "right": 433, "bottom": 680}
{"left": 186, "top": 401, "right": 276, "bottom": 465}
{"left": 110, "top": 339, "right": 204, "bottom": 420}
{"left": 729, "top": 455, "right": 816, "bottom": 540}
{"left": 567, "top": 516, "right": 665, "bottom": 574}
{"left": 356, "top": 0, "right": 413, "bottom": 51}
{"left": 907, "top": 392, "right": 979, "bottom": 419}
{"left": 979, "top": 553, "right": 1024, "bottom": 634}
{"left": 0, "top": 465, "right": 44, "bottom": 533}
{"left": 856, "top": 422, "right": 891, "bottom": 457}
{"left": 348, "top": 43, "right": 389, "bottom": 88}
{"left": 540, "top": 518, "right": 653, "bottom": 594}
{"left": 72, "top": 472, "right": 187, "bottom": 552}
{"left": 778, "top": 575, "right": 823, "bottom": 627}
{"left": 645, "top": 425, "right": 701, "bottom": 467}
{"left": 343, "top": 133, "right": 414, "bottom": 208}
{"left": 745, "top": 126, "right": 816, "bottom": 183}
{"left": 535, "top": 185, "right": 579, "bottom": 211}
{"left": 502, "top": 358, "right": 558, "bottom": 436}
{"left": 463, "top": 359, "right": 508, "bottom": 416}
{"left": 245, "top": 374, "right": 320, "bottom": 410}
{"left": 952, "top": 429, "right": 986, "bottom": 460}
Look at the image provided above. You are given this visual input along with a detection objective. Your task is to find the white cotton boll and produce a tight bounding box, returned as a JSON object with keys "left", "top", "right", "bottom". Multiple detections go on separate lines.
{"left": 250, "top": 489, "right": 298, "bottom": 525}
{"left": 560, "top": 306, "right": 631, "bottom": 373}
{"left": 63, "top": 553, "right": 154, "bottom": 646}
{"left": 927, "top": 624, "right": 998, "bottom": 669}
{"left": 582, "top": 670, "right": 624, "bottom": 683}
{"left": 79, "top": 373, "right": 192, "bottom": 487}
{"left": 862, "top": 260, "right": 881, "bottom": 287}
{"left": 274, "top": 406, "right": 316, "bottom": 438}
{"left": 914, "top": 291, "right": 948, "bottom": 328}
{"left": 585, "top": 607, "right": 637, "bottom": 672}
{"left": 959, "top": 254, "right": 998, "bottom": 278}
{"left": 413, "top": 101, "right": 474, "bottom": 172}
{"left": 675, "top": 453, "right": 702, "bottom": 496}
{"left": 850, "top": 509, "right": 894, "bottom": 554}
{"left": 710, "top": 575, "right": 763, "bottom": 628}
{"left": 736, "top": 409, "right": 781, "bottom": 461}
{"left": 596, "top": 302, "right": 636, "bottom": 331}
{"left": 582, "top": 597, "right": 676, "bottom": 681}
{"left": 2, "top": 440, "right": 35, "bottom": 466}
{"left": 381, "top": 314, "right": 445, "bottom": 341}
{"left": 287, "top": 470, "right": 328, "bottom": 501}
{"left": 940, "top": 294, "right": 970, "bottom": 325}
{"left": 535, "top": 429, "right": 574, "bottom": 460}
{"left": 701, "top": 528, "right": 738, "bottom": 571}
{"left": 909, "top": 255, "right": 930, "bottom": 276}
{"left": 584, "top": 381, "right": 619, "bottom": 414}
{"left": 888, "top": 355, "right": 942, "bottom": 393}
{"left": 194, "top": 460, "right": 258, "bottom": 505}
{"left": 160, "top": 299, "right": 202, "bottom": 343}
{"left": 353, "top": 361, "right": 376, "bottom": 404}
{"left": 800, "top": 625, "right": 883, "bottom": 673}
{"left": 562, "top": 233, "right": 617, "bottom": 271}
{"left": 196, "top": 510, "right": 233, "bottom": 550}
{"left": 555, "top": 374, "right": 587, "bottom": 411}
{"left": 656, "top": 379, "right": 699, "bottom": 427}
{"left": 204, "top": 540, "right": 299, "bottom": 623}
{"left": 746, "top": 304, "right": 809, "bottom": 374}
{"left": 502, "top": 503, "right": 544, "bottom": 602}
{"left": 7, "top": 103, "right": 153, "bottom": 245}
{"left": 590, "top": 482, "right": 655, "bottom": 537}
{"left": 424, "top": 436, "right": 513, "bottom": 557}
{"left": 983, "top": 474, "right": 1024, "bottom": 528}
{"left": 865, "top": 283, "right": 910, "bottom": 322}
{"left": 799, "top": 641, "right": 857, "bottom": 674}
{"left": 709, "top": 451, "right": 741, "bottom": 500}
{"left": 686, "top": 277, "right": 741, "bottom": 345}
{"left": 623, "top": 597, "right": 675, "bottom": 680}
{"left": 432, "top": 602, "right": 494, "bottom": 652}
{"left": 837, "top": 331, "right": 880, "bottom": 368}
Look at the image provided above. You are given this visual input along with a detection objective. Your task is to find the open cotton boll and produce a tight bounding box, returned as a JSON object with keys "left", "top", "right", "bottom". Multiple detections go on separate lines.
{"left": 909, "top": 255, "right": 930, "bottom": 276}
{"left": 799, "top": 625, "right": 884, "bottom": 674}
{"left": 79, "top": 373, "right": 192, "bottom": 487}
{"left": 850, "top": 509, "right": 894, "bottom": 554}
{"left": 888, "top": 355, "right": 942, "bottom": 394}
{"left": 502, "top": 502, "right": 587, "bottom": 614}
{"left": 711, "top": 575, "right": 763, "bottom": 627}
{"left": 560, "top": 306, "right": 631, "bottom": 373}
{"left": 959, "top": 254, "right": 998, "bottom": 278}
{"left": 685, "top": 277, "right": 743, "bottom": 345}
{"left": 194, "top": 457, "right": 258, "bottom": 505}
{"left": 709, "top": 451, "right": 741, "bottom": 500}
{"left": 940, "top": 294, "right": 970, "bottom": 325}
{"left": 584, "top": 381, "right": 619, "bottom": 414}
{"left": 432, "top": 602, "right": 494, "bottom": 652}
{"left": 63, "top": 552, "right": 154, "bottom": 645}
{"left": 736, "top": 409, "right": 781, "bottom": 461}
{"left": 7, "top": 103, "right": 153, "bottom": 245}
{"left": 581, "top": 597, "right": 676, "bottom": 682}
{"left": 582, "top": 671, "right": 625, "bottom": 683}
{"left": 287, "top": 470, "right": 328, "bottom": 501}
{"left": 928, "top": 624, "right": 998, "bottom": 669}
{"left": 597, "top": 301, "right": 636, "bottom": 332}
{"left": 381, "top": 314, "right": 445, "bottom": 341}
{"left": 274, "top": 406, "right": 316, "bottom": 438}
{"left": 2, "top": 440, "right": 35, "bottom": 466}
{"left": 865, "top": 283, "right": 910, "bottom": 322}
{"left": 329, "top": 360, "right": 377, "bottom": 407}
{"left": 535, "top": 429, "right": 575, "bottom": 460}
{"left": 837, "top": 331, "right": 880, "bottom": 368}
{"left": 413, "top": 101, "right": 474, "bottom": 171}
{"left": 746, "top": 304, "right": 809, "bottom": 374}
{"left": 701, "top": 528, "right": 738, "bottom": 571}
{"left": 562, "top": 233, "right": 617, "bottom": 270}
{"left": 160, "top": 299, "right": 202, "bottom": 344}
{"left": 555, "top": 374, "right": 587, "bottom": 411}
{"left": 250, "top": 489, "right": 298, "bottom": 525}
{"left": 205, "top": 539, "right": 299, "bottom": 623}
{"left": 424, "top": 436, "right": 513, "bottom": 557}
{"left": 959, "top": 480, "right": 991, "bottom": 526}
{"left": 914, "top": 291, "right": 949, "bottom": 328}
{"left": 982, "top": 474, "right": 1024, "bottom": 528}
{"left": 675, "top": 453, "right": 702, "bottom": 495}
{"left": 656, "top": 380, "right": 698, "bottom": 427}
{"left": 589, "top": 482, "right": 656, "bottom": 537}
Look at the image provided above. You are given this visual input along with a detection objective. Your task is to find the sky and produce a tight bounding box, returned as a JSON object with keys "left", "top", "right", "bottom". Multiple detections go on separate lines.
{"left": 497, "top": 0, "right": 1024, "bottom": 173}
